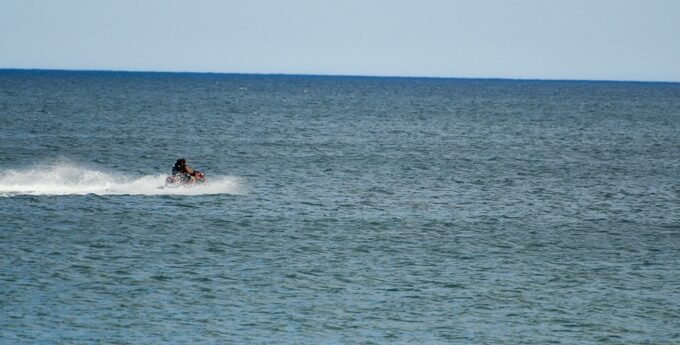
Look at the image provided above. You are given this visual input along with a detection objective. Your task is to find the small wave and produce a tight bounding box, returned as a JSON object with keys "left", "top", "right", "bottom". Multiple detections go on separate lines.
{"left": 0, "top": 164, "right": 244, "bottom": 196}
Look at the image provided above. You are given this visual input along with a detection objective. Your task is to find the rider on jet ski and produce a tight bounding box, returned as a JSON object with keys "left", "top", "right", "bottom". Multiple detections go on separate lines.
{"left": 172, "top": 158, "right": 196, "bottom": 183}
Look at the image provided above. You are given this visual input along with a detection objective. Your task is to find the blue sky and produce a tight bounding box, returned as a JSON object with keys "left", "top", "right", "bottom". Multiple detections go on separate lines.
{"left": 1, "top": 0, "right": 679, "bottom": 81}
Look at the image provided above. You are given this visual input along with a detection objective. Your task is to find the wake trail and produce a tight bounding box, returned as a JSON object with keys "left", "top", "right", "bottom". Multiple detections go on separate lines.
{"left": 0, "top": 164, "right": 244, "bottom": 196}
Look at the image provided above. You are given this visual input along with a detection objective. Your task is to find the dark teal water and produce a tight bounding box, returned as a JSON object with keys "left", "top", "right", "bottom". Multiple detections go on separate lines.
{"left": 1, "top": 70, "right": 679, "bottom": 344}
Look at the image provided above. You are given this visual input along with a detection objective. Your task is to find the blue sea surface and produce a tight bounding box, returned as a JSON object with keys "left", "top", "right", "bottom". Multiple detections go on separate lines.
{"left": 1, "top": 70, "right": 679, "bottom": 344}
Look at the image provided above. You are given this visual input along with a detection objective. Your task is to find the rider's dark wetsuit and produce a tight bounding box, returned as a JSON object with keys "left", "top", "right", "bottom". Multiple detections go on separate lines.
{"left": 172, "top": 159, "right": 194, "bottom": 183}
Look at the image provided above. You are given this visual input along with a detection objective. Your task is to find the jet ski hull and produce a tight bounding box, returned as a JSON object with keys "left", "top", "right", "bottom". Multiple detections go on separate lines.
{"left": 165, "top": 171, "right": 206, "bottom": 186}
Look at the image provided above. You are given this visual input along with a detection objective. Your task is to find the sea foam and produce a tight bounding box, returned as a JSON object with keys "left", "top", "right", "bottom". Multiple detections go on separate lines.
{"left": 0, "top": 163, "right": 244, "bottom": 196}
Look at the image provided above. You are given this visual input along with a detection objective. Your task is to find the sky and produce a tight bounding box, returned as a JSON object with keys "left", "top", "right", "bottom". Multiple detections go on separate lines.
{"left": 1, "top": 0, "right": 679, "bottom": 82}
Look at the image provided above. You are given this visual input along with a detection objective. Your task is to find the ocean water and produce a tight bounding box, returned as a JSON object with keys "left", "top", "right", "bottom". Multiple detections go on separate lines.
{"left": 1, "top": 70, "right": 679, "bottom": 344}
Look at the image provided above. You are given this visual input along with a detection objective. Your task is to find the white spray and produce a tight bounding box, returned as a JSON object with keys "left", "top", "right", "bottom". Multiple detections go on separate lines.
{"left": 0, "top": 163, "right": 245, "bottom": 196}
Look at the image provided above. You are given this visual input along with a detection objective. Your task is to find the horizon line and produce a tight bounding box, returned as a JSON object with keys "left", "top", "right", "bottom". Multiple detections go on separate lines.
{"left": 1, "top": 67, "right": 678, "bottom": 85}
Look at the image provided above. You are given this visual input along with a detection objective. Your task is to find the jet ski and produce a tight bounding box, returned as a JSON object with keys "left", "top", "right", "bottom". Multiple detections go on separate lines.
{"left": 165, "top": 170, "right": 206, "bottom": 186}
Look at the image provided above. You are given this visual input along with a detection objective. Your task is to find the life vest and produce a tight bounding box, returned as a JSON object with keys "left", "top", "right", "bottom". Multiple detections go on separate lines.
{"left": 172, "top": 164, "right": 184, "bottom": 175}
